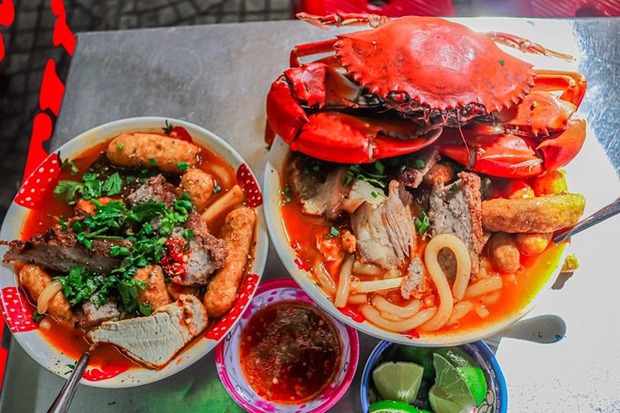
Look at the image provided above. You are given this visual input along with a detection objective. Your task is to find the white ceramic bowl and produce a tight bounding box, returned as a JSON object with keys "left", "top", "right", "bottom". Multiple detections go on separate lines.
{"left": 264, "top": 137, "right": 569, "bottom": 347}
{"left": 0, "top": 117, "right": 268, "bottom": 387}
{"left": 216, "top": 278, "right": 359, "bottom": 413}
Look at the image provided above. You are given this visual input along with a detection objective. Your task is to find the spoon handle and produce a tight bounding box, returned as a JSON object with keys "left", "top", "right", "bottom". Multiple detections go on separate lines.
{"left": 553, "top": 197, "right": 620, "bottom": 243}
{"left": 47, "top": 351, "right": 90, "bottom": 413}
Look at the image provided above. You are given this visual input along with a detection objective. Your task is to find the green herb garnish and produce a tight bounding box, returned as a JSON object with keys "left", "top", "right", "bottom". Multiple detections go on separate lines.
{"left": 139, "top": 303, "right": 153, "bottom": 316}
{"left": 328, "top": 226, "right": 339, "bottom": 238}
{"left": 280, "top": 185, "right": 292, "bottom": 204}
{"left": 177, "top": 162, "right": 189, "bottom": 172}
{"left": 414, "top": 211, "right": 430, "bottom": 235}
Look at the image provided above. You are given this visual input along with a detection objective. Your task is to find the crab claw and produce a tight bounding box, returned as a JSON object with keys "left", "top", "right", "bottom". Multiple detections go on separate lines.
{"left": 536, "top": 118, "right": 586, "bottom": 172}
{"left": 292, "top": 112, "right": 442, "bottom": 164}
{"left": 437, "top": 125, "right": 544, "bottom": 178}
{"left": 266, "top": 78, "right": 310, "bottom": 146}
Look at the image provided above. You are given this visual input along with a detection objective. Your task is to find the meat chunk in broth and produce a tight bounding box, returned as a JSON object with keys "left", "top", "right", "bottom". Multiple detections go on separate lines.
{"left": 428, "top": 172, "right": 484, "bottom": 274}
{"left": 88, "top": 294, "right": 208, "bottom": 369}
{"left": 351, "top": 180, "right": 415, "bottom": 269}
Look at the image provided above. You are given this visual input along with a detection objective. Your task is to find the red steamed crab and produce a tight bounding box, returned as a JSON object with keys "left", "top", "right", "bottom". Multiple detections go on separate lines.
{"left": 265, "top": 14, "right": 587, "bottom": 178}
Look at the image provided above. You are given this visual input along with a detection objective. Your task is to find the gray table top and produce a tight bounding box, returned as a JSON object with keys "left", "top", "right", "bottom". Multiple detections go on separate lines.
{"left": 1, "top": 17, "right": 620, "bottom": 413}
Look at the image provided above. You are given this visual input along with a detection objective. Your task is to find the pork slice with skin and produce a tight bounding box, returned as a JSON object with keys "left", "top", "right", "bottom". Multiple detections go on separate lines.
{"left": 126, "top": 175, "right": 177, "bottom": 207}
{"left": 77, "top": 297, "right": 121, "bottom": 329}
{"left": 428, "top": 172, "right": 484, "bottom": 274}
{"left": 170, "top": 212, "right": 228, "bottom": 286}
{"left": 394, "top": 146, "right": 440, "bottom": 189}
{"left": 2, "top": 226, "right": 130, "bottom": 274}
{"left": 288, "top": 157, "right": 350, "bottom": 220}
{"left": 88, "top": 294, "right": 208, "bottom": 369}
{"left": 351, "top": 180, "right": 415, "bottom": 269}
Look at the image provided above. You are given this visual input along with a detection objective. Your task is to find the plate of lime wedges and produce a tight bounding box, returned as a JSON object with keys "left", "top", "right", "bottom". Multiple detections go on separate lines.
{"left": 361, "top": 341, "right": 506, "bottom": 413}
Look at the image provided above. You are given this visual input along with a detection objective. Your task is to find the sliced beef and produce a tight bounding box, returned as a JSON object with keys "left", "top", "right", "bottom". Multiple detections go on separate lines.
{"left": 171, "top": 212, "right": 228, "bottom": 286}
{"left": 351, "top": 181, "right": 415, "bottom": 269}
{"left": 88, "top": 294, "right": 208, "bottom": 369}
{"left": 126, "top": 175, "right": 177, "bottom": 207}
{"left": 2, "top": 226, "right": 130, "bottom": 274}
{"left": 428, "top": 172, "right": 484, "bottom": 273}
{"left": 394, "top": 147, "right": 440, "bottom": 189}
{"left": 288, "top": 157, "right": 350, "bottom": 220}
{"left": 77, "top": 297, "right": 121, "bottom": 329}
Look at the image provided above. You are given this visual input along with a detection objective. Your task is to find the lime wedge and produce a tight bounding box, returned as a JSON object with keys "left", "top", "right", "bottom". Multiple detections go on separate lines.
{"left": 372, "top": 362, "right": 425, "bottom": 404}
{"left": 397, "top": 345, "right": 436, "bottom": 380}
{"left": 368, "top": 400, "right": 428, "bottom": 413}
{"left": 428, "top": 384, "right": 474, "bottom": 413}
{"left": 434, "top": 348, "right": 488, "bottom": 406}
{"left": 432, "top": 353, "right": 476, "bottom": 409}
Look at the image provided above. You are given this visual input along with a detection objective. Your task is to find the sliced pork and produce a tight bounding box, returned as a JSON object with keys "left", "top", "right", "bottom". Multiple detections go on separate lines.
{"left": 351, "top": 181, "right": 415, "bottom": 269}
{"left": 428, "top": 172, "right": 484, "bottom": 273}
{"left": 394, "top": 147, "right": 440, "bottom": 189}
{"left": 77, "top": 297, "right": 121, "bottom": 329}
{"left": 172, "top": 212, "right": 228, "bottom": 286}
{"left": 288, "top": 157, "right": 350, "bottom": 220}
{"left": 401, "top": 257, "right": 424, "bottom": 300}
{"left": 126, "top": 175, "right": 177, "bottom": 207}
{"left": 88, "top": 294, "right": 208, "bottom": 369}
{"left": 2, "top": 226, "right": 129, "bottom": 274}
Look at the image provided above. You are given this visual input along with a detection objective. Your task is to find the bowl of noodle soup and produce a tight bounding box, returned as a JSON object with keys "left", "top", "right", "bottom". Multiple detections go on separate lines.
{"left": 264, "top": 137, "right": 574, "bottom": 346}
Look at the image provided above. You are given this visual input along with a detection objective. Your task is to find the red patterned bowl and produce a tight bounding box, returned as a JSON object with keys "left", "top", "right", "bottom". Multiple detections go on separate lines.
{"left": 0, "top": 117, "right": 268, "bottom": 387}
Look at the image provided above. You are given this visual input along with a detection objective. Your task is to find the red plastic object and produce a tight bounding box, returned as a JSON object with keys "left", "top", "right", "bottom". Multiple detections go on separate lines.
{"left": 525, "top": 0, "right": 620, "bottom": 16}
{"left": 293, "top": 0, "right": 456, "bottom": 17}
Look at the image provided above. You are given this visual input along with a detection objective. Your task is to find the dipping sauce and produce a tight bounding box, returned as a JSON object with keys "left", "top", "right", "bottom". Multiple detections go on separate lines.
{"left": 239, "top": 301, "right": 341, "bottom": 404}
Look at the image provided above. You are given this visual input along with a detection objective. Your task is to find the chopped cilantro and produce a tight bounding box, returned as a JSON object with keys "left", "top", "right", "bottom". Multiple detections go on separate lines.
{"left": 61, "top": 158, "right": 79, "bottom": 175}
{"left": 101, "top": 172, "right": 124, "bottom": 196}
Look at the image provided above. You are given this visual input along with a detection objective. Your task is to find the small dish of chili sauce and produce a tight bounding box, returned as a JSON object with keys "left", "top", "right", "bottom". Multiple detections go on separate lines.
{"left": 240, "top": 300, "right": 340, "bottom": 403}
{"left": 216, "top": 278, "right": 359, "bottom": 413}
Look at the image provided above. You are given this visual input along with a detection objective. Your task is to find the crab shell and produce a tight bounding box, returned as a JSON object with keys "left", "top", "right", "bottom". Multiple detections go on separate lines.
{"left": 334, "top": 17, "right": 535, "bottom": 114}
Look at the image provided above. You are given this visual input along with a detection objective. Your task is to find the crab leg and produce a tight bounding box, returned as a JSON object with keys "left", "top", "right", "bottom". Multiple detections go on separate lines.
{"left": 487, "top": 32, "right": 574, "bottom": 61}
{"left": 296, "top": 12, "right": 391, "bottom": 28}
{"left": 290, "top": 39, "right": 337, "bottom": 67}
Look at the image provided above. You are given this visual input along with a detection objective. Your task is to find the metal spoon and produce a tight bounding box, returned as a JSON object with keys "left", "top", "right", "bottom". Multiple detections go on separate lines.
{"left": 47, "top": 351, "right": 90, "bottom": 413}
{"left": 553, "top": 196, "right": 620, "bottom": 243}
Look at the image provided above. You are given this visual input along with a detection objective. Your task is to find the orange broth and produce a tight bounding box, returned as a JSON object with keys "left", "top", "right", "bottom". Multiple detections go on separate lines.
{"left": 18, "top": 133, "right": 239, "bottom": 369}
{"left": 280, "top": 176, "right": 566, "bottom": 338}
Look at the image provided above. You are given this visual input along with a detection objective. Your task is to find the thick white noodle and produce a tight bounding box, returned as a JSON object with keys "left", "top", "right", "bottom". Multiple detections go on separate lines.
{"left": 372, "top": 295, "right": 421, "bottom": 319}
{"left": 480, "top": 291, "right": 501, "bottom": 305}
{"left": 352, "top": 260, "right": 384, "bottom": 276}
{"left": 334, "top": 254, "right": 355, "bottom": 308}
{"left": 207, "top": 163, "right": 232, "bottom": 188}
{"left": 315, "top": 259, "right": 337, "bottom": 295}
{"left": 420, "top": 234, "right": 470, "bottom": 331}
{"left": 448, "top": 301, "right": 474, "bottom": 325}
{"left": 347, "top": 294, "right": 368, "bottom": 305}
{"left": 201, "top": 185, "right": 244, "bottom": 224}
{"left": 464, "top": 275, "right": 503, "bottom": 299}
{"left": 351, "top": 277, "right": 404, "bottom": 293}
{"left": 475, "top": 303, "right": 490, "bottom": 318}
{"left": 360, "top": 305, "right": 437, "bottom": 333}
{"left": 37, "top": 280, "right": 63, "bottom": 314}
